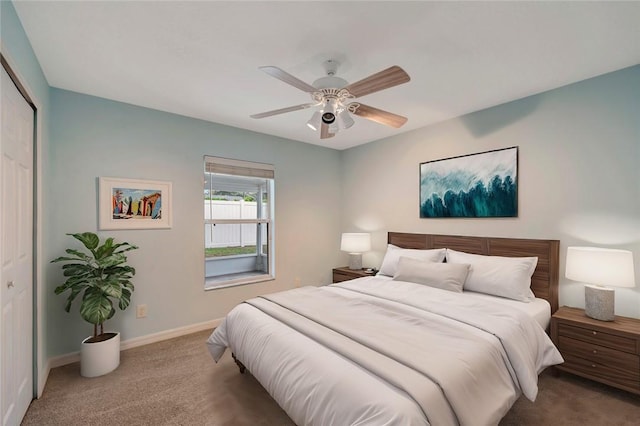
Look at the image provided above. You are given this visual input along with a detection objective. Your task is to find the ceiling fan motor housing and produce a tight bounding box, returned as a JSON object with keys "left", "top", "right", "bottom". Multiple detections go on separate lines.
{"left": 312, "top": 76, "right": 348, "bottom": 90}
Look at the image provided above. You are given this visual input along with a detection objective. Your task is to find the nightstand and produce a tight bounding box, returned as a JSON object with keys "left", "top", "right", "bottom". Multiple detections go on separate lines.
{"left": 550, "top": 306, "right": 640, "bottom": 395}
{"left": 332, "top": 267, "right": 375, "bottom": 283}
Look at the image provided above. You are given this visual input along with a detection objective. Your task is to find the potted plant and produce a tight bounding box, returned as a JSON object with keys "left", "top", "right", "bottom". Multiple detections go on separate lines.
{"left": 52, "top": 232, "right": 138, "bottom": 377}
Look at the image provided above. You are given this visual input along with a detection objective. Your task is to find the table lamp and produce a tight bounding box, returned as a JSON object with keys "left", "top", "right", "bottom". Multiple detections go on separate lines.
{"left": 341, "top": 233, "right": 371, "bottom": 270}
{"left": 565, "top": 246, "right": 636, "bottom": 321}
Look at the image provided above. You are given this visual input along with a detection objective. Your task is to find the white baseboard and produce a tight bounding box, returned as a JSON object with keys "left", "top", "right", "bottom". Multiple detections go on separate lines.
{"left": 48, "top": 351, "right": 80, "bottom": 370}
{"left": 47, "top": 318, "right": 223, "bottom": 370}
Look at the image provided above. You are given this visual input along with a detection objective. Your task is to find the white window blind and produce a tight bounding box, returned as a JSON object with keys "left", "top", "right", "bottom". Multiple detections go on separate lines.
{"left": 204, "top": 156, "right": 274, "bottom": 179}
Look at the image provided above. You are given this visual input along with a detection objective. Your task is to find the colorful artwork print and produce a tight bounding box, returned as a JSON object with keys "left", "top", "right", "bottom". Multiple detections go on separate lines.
{"left": 99, "top": 177, "right": 172, "bottom": 230}
{"left": 420, "top": 147, "right": 518, "bottom": 218}
{"left": 112, "top": 188, "right": 162, "bottom": 220}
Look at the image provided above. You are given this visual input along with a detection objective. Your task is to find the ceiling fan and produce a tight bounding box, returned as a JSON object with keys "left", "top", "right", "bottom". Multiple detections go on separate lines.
{"left": 250, "top": 60, "right": 410, "bottom": 139}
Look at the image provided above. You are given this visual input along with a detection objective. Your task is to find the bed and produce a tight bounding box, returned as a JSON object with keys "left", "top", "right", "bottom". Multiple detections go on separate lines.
{"left": 207, "top": 232, "right": 563, "bottom": 425}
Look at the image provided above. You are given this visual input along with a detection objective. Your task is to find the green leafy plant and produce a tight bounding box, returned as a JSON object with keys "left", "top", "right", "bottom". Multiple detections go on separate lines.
{"left": 52, "top": 232, "right": 138, "bottom": 341}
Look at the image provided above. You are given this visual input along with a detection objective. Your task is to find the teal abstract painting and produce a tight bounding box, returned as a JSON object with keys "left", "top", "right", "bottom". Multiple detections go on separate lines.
{"left": 420, "top": 147, "right": 518, "bottom": 218}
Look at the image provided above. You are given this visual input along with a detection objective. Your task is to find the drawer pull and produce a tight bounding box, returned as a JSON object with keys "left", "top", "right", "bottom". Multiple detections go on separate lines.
{"left": 592, "top": 350, "right": 598, "bottom": 354}
{"left": 592, "top": 331, "right": 597, "bottom": 335}
{"left": 591, "top": 364, "right": 597, "bottom": 368}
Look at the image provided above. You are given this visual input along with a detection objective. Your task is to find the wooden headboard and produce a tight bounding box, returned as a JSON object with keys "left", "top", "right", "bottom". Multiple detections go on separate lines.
{"left": 388, "top": 232, "right": 560, "bottom": 313}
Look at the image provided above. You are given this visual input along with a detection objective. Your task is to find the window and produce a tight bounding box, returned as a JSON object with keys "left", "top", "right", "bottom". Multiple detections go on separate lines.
{"left": 204, "top": 156, "right": 275, "bottom": 289}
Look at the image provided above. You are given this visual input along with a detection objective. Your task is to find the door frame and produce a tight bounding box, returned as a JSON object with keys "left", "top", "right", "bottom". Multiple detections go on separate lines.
{"left": 1, "top": 49, "right": 45, "bottom": 398}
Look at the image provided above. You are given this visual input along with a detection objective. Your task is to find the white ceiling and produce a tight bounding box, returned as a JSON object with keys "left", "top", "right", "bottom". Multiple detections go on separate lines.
{"left": 12, "top": 1, "right": 640, "bottom": 150}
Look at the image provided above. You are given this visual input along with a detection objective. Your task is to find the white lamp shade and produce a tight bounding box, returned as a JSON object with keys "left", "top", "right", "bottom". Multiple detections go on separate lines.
{"left": 337, "top": 109, "right": 355, "bottom": 129}
{"left": 306, "top": 111, "right": 322, "bottom": 131}
{"left": 566, "top": 246, "right": 635, "bottom": 288}
{"left": 340, "top": 233, "right": 371, "bottom": 254}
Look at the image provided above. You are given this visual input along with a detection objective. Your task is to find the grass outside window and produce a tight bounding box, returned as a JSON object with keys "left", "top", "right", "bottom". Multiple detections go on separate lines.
{"left": 205, "top": 245, "right": 268, "bottom": 257}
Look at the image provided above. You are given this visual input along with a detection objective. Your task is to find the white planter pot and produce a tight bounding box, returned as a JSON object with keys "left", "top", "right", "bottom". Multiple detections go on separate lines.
{"left": 80, "top": 332, "right": 121, "bottom": 378}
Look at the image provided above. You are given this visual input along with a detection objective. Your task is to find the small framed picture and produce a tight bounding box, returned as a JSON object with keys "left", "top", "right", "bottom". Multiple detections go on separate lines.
{"left": 99, "top": 177, "right": 172, "bottom": 230}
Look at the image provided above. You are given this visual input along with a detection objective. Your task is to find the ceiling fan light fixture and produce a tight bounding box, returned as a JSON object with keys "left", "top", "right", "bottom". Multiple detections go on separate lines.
{"left": 321, "top": 111, "right": 336, "bottom": 124}
{"left": 337, "top": 108, "right": 354, "bottom": 129}
{"left": 306, "top": 111, "right": 322, "bottom": 131}
{"left": 321, "top": 99, "right": 338, "bottom": 125}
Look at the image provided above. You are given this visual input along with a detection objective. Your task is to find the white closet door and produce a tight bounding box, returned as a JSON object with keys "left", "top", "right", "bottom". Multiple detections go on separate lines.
{"left": 1, "top": 66, "right": 34, "bottom": 426}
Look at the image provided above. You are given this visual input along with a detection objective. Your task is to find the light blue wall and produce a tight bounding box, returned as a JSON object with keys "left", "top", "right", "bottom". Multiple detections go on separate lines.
{"left": 1, "top": 0, "right": 51, "bottom": 393}
{"left": 341, "top": 65, "right": 640, "bottom": 318}
{"left": 47, "top": 89, "right": 342, "bottom": 357}
{"left": 1, "top": 1, "right": 49, "bottom": 100}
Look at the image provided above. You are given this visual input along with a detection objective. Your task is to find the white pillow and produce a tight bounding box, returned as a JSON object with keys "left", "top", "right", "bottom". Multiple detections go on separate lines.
{"left": 393, "top": 257, "right": 470, "bottom": 293}
{"left": 445, "top": 249, "right": 538, "bottom": 302}
{"left": 378, "top": 244, "right": 446, "bottom": 277}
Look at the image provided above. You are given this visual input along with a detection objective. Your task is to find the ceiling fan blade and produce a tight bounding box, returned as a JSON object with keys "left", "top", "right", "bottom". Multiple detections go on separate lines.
{"left": 250, "top": 103, "right": 316, "bottom": 119}
{"left": 350, "top": 103, "right": 408, "bottom": 128}
{"left": 259, "top": 66, "right": 317, "bottom": 93}
{"left": 344, "top": 66, "right": 410, "bottom": 98}
{"left": 320, "top": 123, "right": 335, "bottom": 139}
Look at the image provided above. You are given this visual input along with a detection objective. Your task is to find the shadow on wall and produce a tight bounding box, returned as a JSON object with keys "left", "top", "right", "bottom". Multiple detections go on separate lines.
{"left": 460, "top": 96, "right": 540, "bottom": 137}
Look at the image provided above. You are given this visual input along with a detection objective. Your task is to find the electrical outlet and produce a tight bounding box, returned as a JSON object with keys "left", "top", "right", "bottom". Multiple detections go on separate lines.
{"left": 136, "top": 304, "right": 147, "bottom": 318}
{"left": 294, "top": 277, "right": 301, "bottom": 287}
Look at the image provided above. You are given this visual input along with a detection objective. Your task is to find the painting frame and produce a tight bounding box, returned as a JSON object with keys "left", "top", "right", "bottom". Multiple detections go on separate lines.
{"left": 419, "top": 146, "right": 518, "bottom": 218}
{"left": 99, "top": 177, "right": 172, "bottom": 230}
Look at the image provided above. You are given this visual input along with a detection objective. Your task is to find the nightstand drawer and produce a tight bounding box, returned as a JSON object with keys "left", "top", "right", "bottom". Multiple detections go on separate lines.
{"left": 558, "top": 323, "right": 637, "bottom": 354}
{"left": 561, "top": 353, "right": 640, "bottom": 390}
{"left": 558, "top": 336, "right": 640, "bottom": 374}
{"left": 333, "top": 271, "right": 357, "bottom": 283}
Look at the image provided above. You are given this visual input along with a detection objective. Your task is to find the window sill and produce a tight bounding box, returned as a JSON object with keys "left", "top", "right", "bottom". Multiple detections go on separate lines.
{"left": 205, "top": 273, "right": 274, "bottom": 290}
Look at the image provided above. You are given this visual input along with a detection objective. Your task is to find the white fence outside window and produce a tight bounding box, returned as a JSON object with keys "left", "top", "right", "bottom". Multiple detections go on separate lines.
{"left": 205, "top": 200, "right": 267, "bottom": 248}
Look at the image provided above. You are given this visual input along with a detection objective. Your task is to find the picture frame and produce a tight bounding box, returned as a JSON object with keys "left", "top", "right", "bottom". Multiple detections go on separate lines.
{"left": 99, "top": 177, "right": 172, "bottom": 230}
{"left": 419, "top": 146, "right": 518, "bottom": 218}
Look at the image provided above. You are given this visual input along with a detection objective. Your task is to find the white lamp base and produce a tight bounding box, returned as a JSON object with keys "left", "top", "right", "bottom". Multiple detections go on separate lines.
{"left": 348, "top": 253, "right": 362, "bottom": 270}
{"left": 585, "top": 284, "right": 615, "bottom": 321}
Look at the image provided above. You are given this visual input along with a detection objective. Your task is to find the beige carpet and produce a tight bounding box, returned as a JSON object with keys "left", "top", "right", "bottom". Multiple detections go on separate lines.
{"left": 23, "top": 329, "right": 640, "bottom": 426}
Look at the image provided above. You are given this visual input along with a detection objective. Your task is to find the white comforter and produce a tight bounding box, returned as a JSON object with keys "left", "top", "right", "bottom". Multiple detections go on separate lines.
{"left": 207, "top": 277, "right": 563, "bottom": 426}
